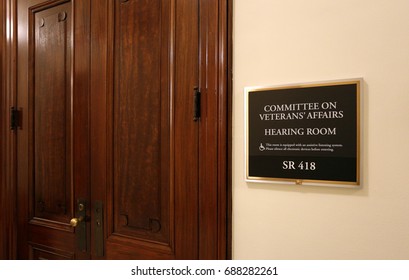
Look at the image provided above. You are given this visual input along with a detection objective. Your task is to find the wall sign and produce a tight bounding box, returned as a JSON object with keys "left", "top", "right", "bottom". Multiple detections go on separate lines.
{"left": 245, "top": 79, "right": 362, "bottom": 187}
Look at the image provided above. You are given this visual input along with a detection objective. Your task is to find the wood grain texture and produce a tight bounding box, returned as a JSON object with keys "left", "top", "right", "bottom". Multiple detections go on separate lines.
{"left": 16, "top": 0, "right": 90, "bottom": 259}
{"left": 7, "top": 0, "right": 231, "bottom": 260}
{"left": 89, "top": 0, "right": 108, "bottom": 259}
{"left": 29, "top": 243, "right": 74, "bottom": 260}
{"left": 72, "top": 0, "right": 91, "bottom": 260}
{"left": 0, "top": 0, "right": 5, "bottom": 259}
{"left": 227, "top": 0, "right": 233, "bottom": 260}
{"left": 196, "top": 0, "right": 231, "bottom": 260}
{"left": 174, "top": 0, "right": 199, "bottom": 259}
{"left": 113, "top": 0, "right": 169, "bottom": 242}
{"left": 1, "top": 0, "right": 18, "bottom": 260}
{"left": 91, "top": 0, "right": 203, "bottom": 259}
{"left": 102, "top": 0, "right": 177, "bottom": 258}
{"left": 33, "top": 3, "right": 72, "bottom": 222}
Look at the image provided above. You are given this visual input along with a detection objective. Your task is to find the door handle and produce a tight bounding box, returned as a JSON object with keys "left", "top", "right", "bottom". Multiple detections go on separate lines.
{"left": 72, "top": 199, "right": 88, "bottom": 252}
{"left": 70, "top": 216, "right": 84, "bottom": 227}
{"left": 70, "top": 202, "right": 85, "bottom": 227}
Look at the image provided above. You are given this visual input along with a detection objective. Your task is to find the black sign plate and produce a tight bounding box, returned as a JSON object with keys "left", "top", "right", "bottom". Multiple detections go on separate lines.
{"left": 246, "top": 80, "right": 361, "bottom": 186}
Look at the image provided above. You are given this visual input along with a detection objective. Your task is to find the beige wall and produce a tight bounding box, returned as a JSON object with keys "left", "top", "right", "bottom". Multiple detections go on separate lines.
{"left": 233, "top": 0, "right": 409, "bottom": 259}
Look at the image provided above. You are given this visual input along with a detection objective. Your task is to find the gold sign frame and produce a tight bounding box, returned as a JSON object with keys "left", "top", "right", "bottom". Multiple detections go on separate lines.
{"left": 245, "top": 78, "right": 363, "bottom": 188}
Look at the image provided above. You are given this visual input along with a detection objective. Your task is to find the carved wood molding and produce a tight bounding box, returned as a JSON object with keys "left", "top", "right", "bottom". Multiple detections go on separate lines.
{"left": 58, "top": 11, "right": 67, "bottom": 22}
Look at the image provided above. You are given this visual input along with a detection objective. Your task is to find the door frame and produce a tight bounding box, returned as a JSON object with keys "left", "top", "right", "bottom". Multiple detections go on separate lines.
{"left": 1, "top": 0, "right": 18, "bottom": 260}
{"left": 0, "top": 0, "right": 232, "bottom": 260}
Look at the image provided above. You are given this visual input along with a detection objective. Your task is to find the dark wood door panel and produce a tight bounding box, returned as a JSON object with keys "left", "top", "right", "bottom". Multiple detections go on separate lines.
{"left": 16, "top": 0, "right": 90, "bottom": 259}
{"left": 105, "top": 235, "right": 175, "bottom": 260}
{"left": 91, "top": 0, "right": 200, "bottom": 259}
{"left": 31, "top": 1, "right": 72, "bottom": 223}
{"left": 28, "top": 224, "right": 74, "bottom": 255}
{"left": 113, "top": 0, "right": 170, "bottom": 243}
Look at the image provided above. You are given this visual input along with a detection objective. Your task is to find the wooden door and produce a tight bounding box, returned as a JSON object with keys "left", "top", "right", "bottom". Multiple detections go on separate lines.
{"left": 90, "top": 0, "right": 201, "bottom": 259}
{"left": 15, "top": 0, "right": 90, "bottom": 259}
{"left": 14, "top": 0, "right": 229, "bottom": 260}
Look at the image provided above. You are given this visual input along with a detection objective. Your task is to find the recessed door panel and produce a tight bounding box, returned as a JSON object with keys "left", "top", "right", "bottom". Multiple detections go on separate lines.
{"left": 16, "top": 0, "right": 90, "bottom": 259}
{"left": 91, "top": 0, "right": 200, "bottom": 259}
{"left": 31, "top": 2, "right": 72, "bottom": 223}
{"left": 113, "top": 0, "right": 170, "bottom": 243}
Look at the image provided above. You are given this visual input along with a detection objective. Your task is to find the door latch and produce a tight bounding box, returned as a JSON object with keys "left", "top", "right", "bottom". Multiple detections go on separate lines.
{"left": 70, "top": 199, "right": 88, "bottom": 253}
{"left": 193, "top": 87, "right": 201, "bottom": 121}
{"left": 94, "top": 201, "right": 104, "bottom": 257}
{"left": 10, "top": 107, "right": 21, "bottom": 131}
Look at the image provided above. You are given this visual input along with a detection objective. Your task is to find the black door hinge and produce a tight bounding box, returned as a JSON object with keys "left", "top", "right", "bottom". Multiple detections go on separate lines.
{"left": 10, "top": 107, "right": 21, "bottom": 131}
{"left": 193, "top": 87, "right": 201, "bottom": 121}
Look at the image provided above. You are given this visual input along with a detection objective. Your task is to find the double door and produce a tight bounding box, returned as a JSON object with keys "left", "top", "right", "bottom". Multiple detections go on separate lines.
{"left": 13, "top": 0, "right": 229, "bottom": 259}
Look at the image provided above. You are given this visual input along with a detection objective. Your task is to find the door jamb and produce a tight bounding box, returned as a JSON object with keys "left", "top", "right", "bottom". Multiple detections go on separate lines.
{"left": 1, "top": 0, "right": 17, "bottom": 260}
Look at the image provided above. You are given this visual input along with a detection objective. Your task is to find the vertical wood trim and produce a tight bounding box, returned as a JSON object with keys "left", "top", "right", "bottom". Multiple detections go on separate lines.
{"left": 217, "top": 0, "right": 229, "bottom": 260}
{"left": 0, "top": 0, "right": 5, "bottom": 260}
{"left": 226, "top": 0, "right": 233, "bottom": 260}
{"left": 197, "top": 0, "right": 231, "bottom": 259}
{"left": 90, "top": 0, "right": 109, "bottom": 259}
{"left": 174, "top": 0, "right": 200, "bottom": 259}
{"left": 10, "top": 0, "right": 18, "bottom": 260}
{"left": 216, "top": 0, "right": 232, "bottom": 260}
{"left": 198, "top": 0, "right": 218, "bottom": 259}
{"left": 1, "top": 0, "right": 17, "bottom": 260}
{"left": 72, "top": 0, "right": 91, "bottom": 259}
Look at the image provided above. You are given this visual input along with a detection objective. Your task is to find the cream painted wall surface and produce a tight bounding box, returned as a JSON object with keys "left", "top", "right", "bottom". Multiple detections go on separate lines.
{"left": 233, "top": 0, "right": 409, "bottom": 259}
